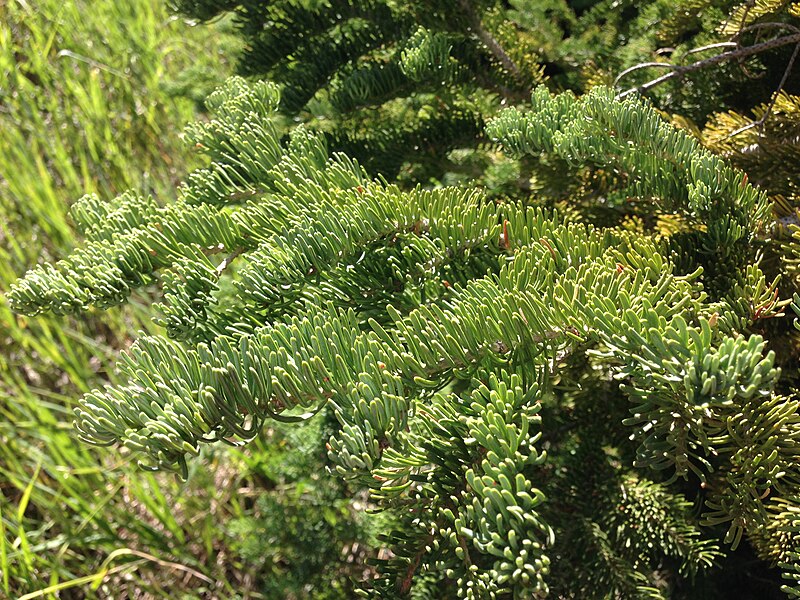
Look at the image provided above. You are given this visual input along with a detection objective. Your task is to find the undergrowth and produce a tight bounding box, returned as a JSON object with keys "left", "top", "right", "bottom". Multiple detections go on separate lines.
{"left": 0, "top": 1, "right": 321, "bottom": 597}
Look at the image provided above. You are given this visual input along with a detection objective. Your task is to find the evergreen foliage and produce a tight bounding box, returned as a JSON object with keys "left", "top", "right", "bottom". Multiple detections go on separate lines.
{"left": 0, "top": 3, "right": 256, "bottom": 597}
{"left": 10, "top": 75, "right": 800, "bottom": 597}
{"left": 167, "top": 0, "right": 800, "bottom": 205}
{"left": 10, "top": 0, "right": 800, "bottom": 596}
{"left": 170, "top": 0, "right": 545, "bottom": 182}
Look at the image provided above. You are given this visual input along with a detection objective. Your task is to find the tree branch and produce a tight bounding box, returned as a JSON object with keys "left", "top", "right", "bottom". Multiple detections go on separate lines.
{"left": 617, "top": 32, "right": 800, "bottom": 99}
{"left": 726, "top": 40, "right": 800, "bottom": 138}
{"left": 458, "top": 0, "right": 530, "bottom": 95}
{"left": 215, "top": 245, "right": 246, "bottom": 276}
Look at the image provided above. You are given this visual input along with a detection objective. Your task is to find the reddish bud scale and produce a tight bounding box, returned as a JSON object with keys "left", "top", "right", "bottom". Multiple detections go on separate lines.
{"left": 499, "top": 219, "right": 510, "bottom": 249}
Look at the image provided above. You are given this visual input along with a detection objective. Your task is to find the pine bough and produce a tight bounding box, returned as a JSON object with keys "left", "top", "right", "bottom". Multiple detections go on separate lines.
{"left": 10, "top": 78, "right": 800, "bottom": 598}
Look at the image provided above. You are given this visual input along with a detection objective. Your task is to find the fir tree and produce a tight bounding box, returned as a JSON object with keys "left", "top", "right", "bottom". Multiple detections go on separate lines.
{"left": 11, "top": 0, "right": 800, "bottom": 596}
{"left": 10, "top": 76, "right": 800, "bottom": 597}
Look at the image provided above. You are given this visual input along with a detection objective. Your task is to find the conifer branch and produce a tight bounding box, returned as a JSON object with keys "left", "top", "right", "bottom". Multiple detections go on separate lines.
{"left": 617, "top": 31, "right": 800, "bottom": 99}
{"left": 457, "top": 0, "right": 529, "bottom": 96}
{"left": 10, "top": 76, "right": 800, "bottom": 596}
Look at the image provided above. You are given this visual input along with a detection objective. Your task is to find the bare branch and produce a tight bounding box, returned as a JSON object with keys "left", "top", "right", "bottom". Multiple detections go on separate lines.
{"left": 613, "top": 62, "right": 678, "bottom": 87}
{"left": 732, "top": 22, "right": 800, "bottom": 40}
{"left": 616, "top": 32, "right": 800, "bottom": 99}
{"left": 726, "top": 40, "right": 800, "bottom": 139}
{"left": 216, "top": 246, "right": 246, "bottom": 276}
{"left": 683, "top": 41, "right": 739, "bottom": 58}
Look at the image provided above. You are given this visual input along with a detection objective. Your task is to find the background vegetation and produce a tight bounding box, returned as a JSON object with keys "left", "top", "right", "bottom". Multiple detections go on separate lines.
{"left": 1, "top": 2, "right": 362, "bottom": 597}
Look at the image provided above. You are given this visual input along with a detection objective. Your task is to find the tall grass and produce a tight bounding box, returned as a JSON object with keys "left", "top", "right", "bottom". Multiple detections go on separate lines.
{"left": 0, "top": 1, "right": 272, "bottom": 597}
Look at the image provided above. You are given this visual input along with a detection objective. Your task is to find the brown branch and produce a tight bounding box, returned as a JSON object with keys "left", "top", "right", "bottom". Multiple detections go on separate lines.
{"left": 458, "top": 0, "right": 530, "bottom": 96}
{"left": 730, "top": 22, "right": 800, "bottom": 79}
{"left": 726, "top": 40, "right": 800, "bottom": 139}
{"left": 732, "top": 22, "right": 800, "bottom": 41}
{"left": 398, "top": 533, "right": 435, "bottom": 594}
{"left": 617, "top": 32, "right": 800, "bottom": 99}
{"left": 215, "top": 245, "right": 246, "bottom": 276}
{"left": 458, "top": 533, "right": 474, "bottom": 568}
{"left": 613, "top": 62, "right": 678, "bottom": 88}
{"left": 683, "top": 41, "right": 739, "bottom": 57}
